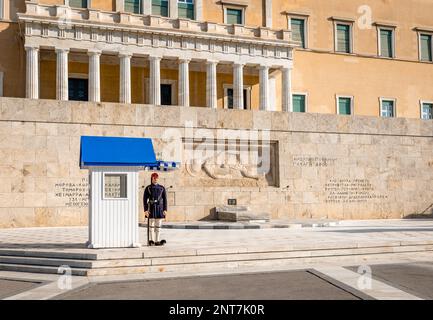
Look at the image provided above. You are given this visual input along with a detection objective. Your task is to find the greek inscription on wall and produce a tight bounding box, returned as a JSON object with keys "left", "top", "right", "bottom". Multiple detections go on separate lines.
{"left": 325, "top": 179, "right": 388, "bottom": 203}
{"left": 293, "top": 156, "right": 337, "bottom": 167}
{"left": 54, "top": 178, "right": 88, "bottom": 208}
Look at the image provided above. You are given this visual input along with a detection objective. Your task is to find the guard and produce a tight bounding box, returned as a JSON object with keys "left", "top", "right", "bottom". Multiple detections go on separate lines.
{"left": 143, "top": 172, "right": 168, "bottom": 246}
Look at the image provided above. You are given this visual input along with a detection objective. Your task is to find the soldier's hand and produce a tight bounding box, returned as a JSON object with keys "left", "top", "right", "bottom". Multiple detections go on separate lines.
{"left": 163, "top": 211, "right": 167, "bottom": 218}
{"left": 144, "top": 211, "right": 149, "bottom": 218}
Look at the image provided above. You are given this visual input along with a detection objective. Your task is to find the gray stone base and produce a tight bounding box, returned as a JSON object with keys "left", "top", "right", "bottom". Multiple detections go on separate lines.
{"left": 215, "top": 206, "right": 270, "bottom": 222}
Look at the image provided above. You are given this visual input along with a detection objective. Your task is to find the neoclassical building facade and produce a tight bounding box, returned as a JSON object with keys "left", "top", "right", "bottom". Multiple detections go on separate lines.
{"left": 0, "top": 0, "right": 433, "bottom": 119}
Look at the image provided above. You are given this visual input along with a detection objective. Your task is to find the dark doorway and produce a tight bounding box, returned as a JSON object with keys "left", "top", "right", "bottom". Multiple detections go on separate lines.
{"left": 227, "top": 88, "right": 248, "bottom": 109}
{"left": 68, "top": 78, "right": 88, "bottom": 101}
{"left": 160, "top": 84, "right": 172, "bottom": 105}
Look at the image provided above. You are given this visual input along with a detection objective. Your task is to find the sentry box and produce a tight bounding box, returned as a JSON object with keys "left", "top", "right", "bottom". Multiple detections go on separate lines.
{"left": 80, "top": 136, "right": 178, "bottom": 249}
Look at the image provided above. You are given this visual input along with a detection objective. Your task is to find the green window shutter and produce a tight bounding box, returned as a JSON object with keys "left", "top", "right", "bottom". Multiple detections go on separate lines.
{"left": 124, "top": 0, "right": 141, "bottom": 14}
{"left": 226, "top": 8, "right": 243, "bottom": 25}
{"left": 69, "top": 0, "right": 87, "bottom": 8}
{"left": 422, "top": 103, "right": 433, "bottom": 120}
{"left": 292, "top": 95, "right": 306, "bottom": 113}
{"left": 420, "top": 34, "right": 432, "bottom": 61}
{"left": 291, "top": 18, "right": 305, "bottom": 48}
{"left": 380, "top": 29, "right": 393, "bottom": 58}
{"left": 152, "top": 0, "right": 169, "bottom": 17}
{"left": 338, "top": 97, "right": 352, "bottom": 115}
{"left": 336, "top": 24, "right": 350, "bottom": 53}
{"left": 381, "top": 100, "right": 395, "bottom": 117}
{"left": 178, "top": 3, "right": 195, "bottom": 19}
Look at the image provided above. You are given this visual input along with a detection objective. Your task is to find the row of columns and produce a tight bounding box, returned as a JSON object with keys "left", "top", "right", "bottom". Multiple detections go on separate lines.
{"left": 25, "top": 45, "right": 292, "bottom": 111}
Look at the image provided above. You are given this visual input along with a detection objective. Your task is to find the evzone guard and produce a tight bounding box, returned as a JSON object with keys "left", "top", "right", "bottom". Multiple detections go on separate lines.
{"left": 143, "top": 172, "right": 167, "bottom": 246}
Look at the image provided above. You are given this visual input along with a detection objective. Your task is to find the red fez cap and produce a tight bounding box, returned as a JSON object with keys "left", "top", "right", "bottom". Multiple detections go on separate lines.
{"left": 151, "top": 172, "right": 159, "bottom": 179}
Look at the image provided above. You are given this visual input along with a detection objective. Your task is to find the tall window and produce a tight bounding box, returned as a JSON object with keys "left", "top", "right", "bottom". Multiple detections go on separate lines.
{"left": 379, "top": 28, "right": 394, "bottom": 58}
{"left": 380, "top": 99, "right": 395, "bottom": 118}
{"left": 104, "top": 174, "right": 127, "bottom": 199}
{"left": 421, "top": 102, "right": 433, "bottom": 120}
{"left": 226, "top": 8, "right": 243, "bottom": 25}
{"left": 420, "top": 34, "right": 433, "bottom": 62}
{"left": 335, "top": 23, "right": 351, "bottom": 53}
{"left": 178, "top": 0, "right": 194, "bottom": 20}
{"left": 152, "top": 0, "right": 169, "bottom": 17}
{"left": 68, "top": 78, "right": 88, "bottom": 101}
{"left": 224, "top": 86, "right": 249, "bottom": 109}
{"left": 292, "top": 94, "right": 306, "bottom": 113}
{"left": 69, "top": 0, "right": 87, "bottom": 8}
{"left": 337, "top": 96, "right": 353, "bottom": 115}
{"left": 291, "top": 18, "right": 306, "bottom": 48}
{"left": 125, "top": 0, "right": 142, "bottom": 14}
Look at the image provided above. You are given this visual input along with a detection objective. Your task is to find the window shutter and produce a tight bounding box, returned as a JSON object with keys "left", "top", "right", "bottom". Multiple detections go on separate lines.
{"left": 380, "top": 29, "right": 393, "bottom": 58}
{"left": 152, "top": 0, "right": 169, "bottom": 17}
{"left": 125, "top": 0, "right": 141, "bottom": 14}
{"left": 69, "top": 0, "right": 87, "bottom": 8}
{"left": 422, "top": 103, "right": 433, "bottom": 120}
{"left": 420, "top": 34, "right": 432, "bottom": 61}
{"left": 292, "top": 95, "right": 306, "bottom": 113}
{"left": 336, "top": 24, "right": 350, "bottom": 53}
{"left": 338, "top": 98, "right": 352, "bottom": 115}
{"left": 179, "top": 3, "right": 195, "bottom": 19}
{"left": 291, "top": 19, "right": 305, "bottom": 48}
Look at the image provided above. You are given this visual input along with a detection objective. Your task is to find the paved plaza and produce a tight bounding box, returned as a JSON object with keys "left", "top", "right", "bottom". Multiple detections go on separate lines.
{"left": 0, "top": 219, "right": 433, "bottom": 300}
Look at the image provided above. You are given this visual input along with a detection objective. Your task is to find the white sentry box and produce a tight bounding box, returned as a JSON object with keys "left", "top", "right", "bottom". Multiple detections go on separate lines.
{"left": 87, "top": 166, "right": 141, "bottom": 249}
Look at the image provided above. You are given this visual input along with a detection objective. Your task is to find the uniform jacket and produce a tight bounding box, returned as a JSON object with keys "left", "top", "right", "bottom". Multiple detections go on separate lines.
{"left": 143, "top": 183, "right": 167, "bottom": 219}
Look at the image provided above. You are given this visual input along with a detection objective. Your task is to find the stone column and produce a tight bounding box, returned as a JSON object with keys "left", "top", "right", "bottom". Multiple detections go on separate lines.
{"left": 119, "top": 52, "right": 132, "bottom": 104}
{"left": 178, "top": 58, "right": 190, "bottom": 107}
{"left": 259, "top": 65, "right": 270, "bottom": 111}
{"left": 195, "top": 0, "right": 203, "bottom": 21}
{"left": 149, "top": 56, "right": 161, "bottom": 105}
{"left": 282, "top": 67, "right": 292, "bottom": 112}
{"left": 143, "top": 0, "right": 152, "bottom": 14}
{"left": 206, "top": 60, "right": 218, "bottom": 109}
{"left": 25, "top": 45, "right": 39, "bottom": 99}
{"left": 169, "top": 0, "right": 178, "bottom": 18}
{"left": 265, "top": 0, "right": 273, "bottom": 28}
{"left": 233, "top": 62, "right": 244, "bottom": 109}
{"left": 55, "top": 48, "right": 69, "bottom": 101}
{"left": 88, "top": 49, "right": 101, "bottom": 102}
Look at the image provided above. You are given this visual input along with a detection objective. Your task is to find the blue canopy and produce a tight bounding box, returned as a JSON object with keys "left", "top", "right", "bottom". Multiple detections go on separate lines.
{"left": 80, "top": 136, "right": 159, "bottom": 168}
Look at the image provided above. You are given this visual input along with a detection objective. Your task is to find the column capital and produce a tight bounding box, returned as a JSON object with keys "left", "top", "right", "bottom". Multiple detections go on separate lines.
{"left": 24, "top": 45, "right": 39, "bottom": 52}
{"left": 233, "top": 62, "right": 245, "bottom": 67}
{"left": 118, "top": 51, "right": 132, "bottom": 58}
{"left": 206, "top": 59, "right": 219, "bottom": 65}
{"left": 87, "top": 49, "right": 102, "bottom": 56}
{"left": 149, "top": 55, "right": 162, "bottom": 61}
{"left": 178, "top": 58, "right": 191, "bottom": 63}
{"left": 258, "top": 65, "right": 270, "bottom": 70}
{"left": 55, "top": 47, "right": 70, "bottom": 54}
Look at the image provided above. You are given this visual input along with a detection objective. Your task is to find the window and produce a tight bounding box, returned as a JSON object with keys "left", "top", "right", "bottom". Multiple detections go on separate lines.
{"left": 337, "top": 96, "right": 353, "bottom": 115}
{"left": 380, "top": 99, "right": 395, "bottom": 118}
{"left": 421, "top": 102, "right": 433, "bottom": 120}
{"left": 292, "top": 94, "right": 306, "bottom": 113}
{"left": 420, "top": 34, "right": 433, "bottom": 62}
{"left": 335, "top": 23, "right": 352, "bottom": 53}
{"left": 68, "top": 78, "right": 88, "bottom": 101}
{"left": 224, "top": 85, "right": 250, "bottom": 109}
{"left": 226, "top": 8, "right": 243, "bottom": 25}
{"left": 291, "top": 18, "right": 306, "bottom": 48}
{"left": 104, "top": 174, "right": 127, "bottom": 199}
{"left": 69, "top": 0, "right": 87, "bottom": 8}
{"left": 152, "top": 0, "right": 169, "bottom": 17}
{"left": 125, "top": 0, "right": 142, "bottom": 14}
{"left": 161, "top": 84, "right": 172, "bottom": 105}
{"left": 379, "top": 28, "right": 394, "bottom": 58}
{"left": 178, "top": 0, "right": 194, "bottom": 20}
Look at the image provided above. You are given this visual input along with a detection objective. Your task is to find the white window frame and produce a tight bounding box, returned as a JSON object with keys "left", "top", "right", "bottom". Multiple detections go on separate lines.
{"left": 102, "top": 172, "right": 128, "bottom": 200}
{"left": 377, "top": 26, "right": 396, "bottom": 58}
{"left": 223, "top": 84, "right": 251, "bottom": 109}
{"left": 418, "top": 32, "right": 433, "bottom": 62}
{"left": 379, "top": 97, "right": 397, "bottom": 118}
{"left": 420, "top": 100, "right": 433, "bottom": 120}
{"left": 291, "top": 92, "right": 308, "bottom": 113}
{"left": 0, "top": 71, "right": 3, "bottom": 97}
{"left": 336, "top": 95, "right": 354, "bottom": 115}
{"left": 334, "top": 20, "right": 354, "bottom": 54}
{"left": 288, "top": 15, "right": 309, "bottom": 49}
{"left": 223, "top": 5, "right": 245, "bottom": 25}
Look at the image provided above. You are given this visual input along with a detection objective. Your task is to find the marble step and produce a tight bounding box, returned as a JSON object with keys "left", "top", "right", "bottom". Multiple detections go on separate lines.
{"left": 0, "top": 263, "right": 88, "bottom": 276}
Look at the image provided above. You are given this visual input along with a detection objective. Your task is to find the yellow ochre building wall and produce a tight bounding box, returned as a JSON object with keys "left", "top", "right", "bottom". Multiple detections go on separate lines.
{"left": 0, "top": 0, "right": 433, "bottom": 119}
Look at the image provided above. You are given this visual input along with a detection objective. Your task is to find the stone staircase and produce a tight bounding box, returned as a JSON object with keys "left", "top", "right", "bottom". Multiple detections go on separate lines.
{"left": 1, "top": 240, "right": 433, "bottom": 276}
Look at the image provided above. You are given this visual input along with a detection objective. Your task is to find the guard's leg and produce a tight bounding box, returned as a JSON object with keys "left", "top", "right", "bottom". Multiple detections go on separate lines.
{"left": 149, "top": 218, "right": 155, "bottom": 245}
{"left": 154, "top": 218, "right": 162, "bottom": 243}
